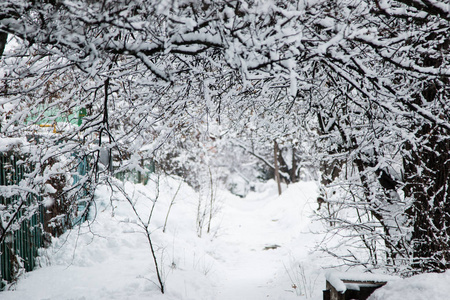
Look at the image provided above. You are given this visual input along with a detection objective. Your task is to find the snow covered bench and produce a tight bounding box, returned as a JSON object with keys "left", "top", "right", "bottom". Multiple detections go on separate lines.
{"left": 323, "top": 271, "right": 398, "bottom": 300}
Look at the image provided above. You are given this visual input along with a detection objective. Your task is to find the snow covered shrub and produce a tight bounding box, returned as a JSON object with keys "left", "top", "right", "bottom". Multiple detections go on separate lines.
{"left": 41, "top": 157, "right": 76, "bottom": 238}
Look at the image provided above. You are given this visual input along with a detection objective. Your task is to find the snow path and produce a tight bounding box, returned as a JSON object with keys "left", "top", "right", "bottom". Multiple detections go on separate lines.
{"left": 213, "top": 182, "right": 322, "bottom": 299}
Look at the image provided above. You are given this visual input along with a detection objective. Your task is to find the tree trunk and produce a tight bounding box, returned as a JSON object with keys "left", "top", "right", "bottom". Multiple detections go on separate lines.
{"left": 404, "top": 124, "right": 450, "bottom": 273}
{"left": 290, "top": 145, "right": 297, "bottom": 183}
{"left": 0, "top": 32, "right": 7, "bottom": 58}
{"left": 274, "top": 140, "right": 282, "bottom": 195}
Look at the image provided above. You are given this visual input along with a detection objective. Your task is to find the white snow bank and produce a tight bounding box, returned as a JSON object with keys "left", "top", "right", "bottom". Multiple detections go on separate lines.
{"left": 368, "top": 270, "right": 450, "bottom": 300}
{"left": 1, "top": 176, "right": 219, "bottom": 300}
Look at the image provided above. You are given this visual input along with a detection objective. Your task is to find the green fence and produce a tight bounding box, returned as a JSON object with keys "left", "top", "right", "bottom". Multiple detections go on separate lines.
{"left": 0, "top": 148, "right": 152, "bottom": 287}
{"left": 1, "top": 108, "right": 89, "bottom": 287}
{"left": 0, "top": 151, "right": 44, "bottom": 288}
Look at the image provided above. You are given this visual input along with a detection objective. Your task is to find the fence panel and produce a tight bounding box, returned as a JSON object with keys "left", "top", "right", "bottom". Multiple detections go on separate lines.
{"left": 1, "top": 148, "right": 149, "bottom": 287}
{"left": 0, "top": 151, "right": 44, "bottom": 288}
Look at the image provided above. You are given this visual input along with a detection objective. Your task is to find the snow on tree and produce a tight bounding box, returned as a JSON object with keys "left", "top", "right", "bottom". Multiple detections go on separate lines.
{"left": 1, "top": 0, "right": 449, "bottom": 280}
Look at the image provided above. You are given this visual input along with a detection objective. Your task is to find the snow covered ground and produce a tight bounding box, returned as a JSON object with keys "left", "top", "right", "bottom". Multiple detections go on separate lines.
{"left": 368, "top": 270, "right": 450, "bottom": 300}
{"left": 1, "top": 176, "right": 330, "bottom": 299}
{"left": 1, "top": 175, "right": 447, "bottom": 300}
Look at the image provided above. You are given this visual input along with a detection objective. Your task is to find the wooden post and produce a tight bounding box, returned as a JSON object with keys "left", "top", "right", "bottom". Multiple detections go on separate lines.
{"left": 274, "top": 140, "right": 282, "bottom": 195}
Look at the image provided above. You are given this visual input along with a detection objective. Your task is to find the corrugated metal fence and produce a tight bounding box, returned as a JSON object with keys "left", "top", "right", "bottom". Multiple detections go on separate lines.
{"left": 0, "top": 151, "right": 44, "bottom": 288}
{"left": 0, "top": 149, "right": 153, "bottom": 288}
